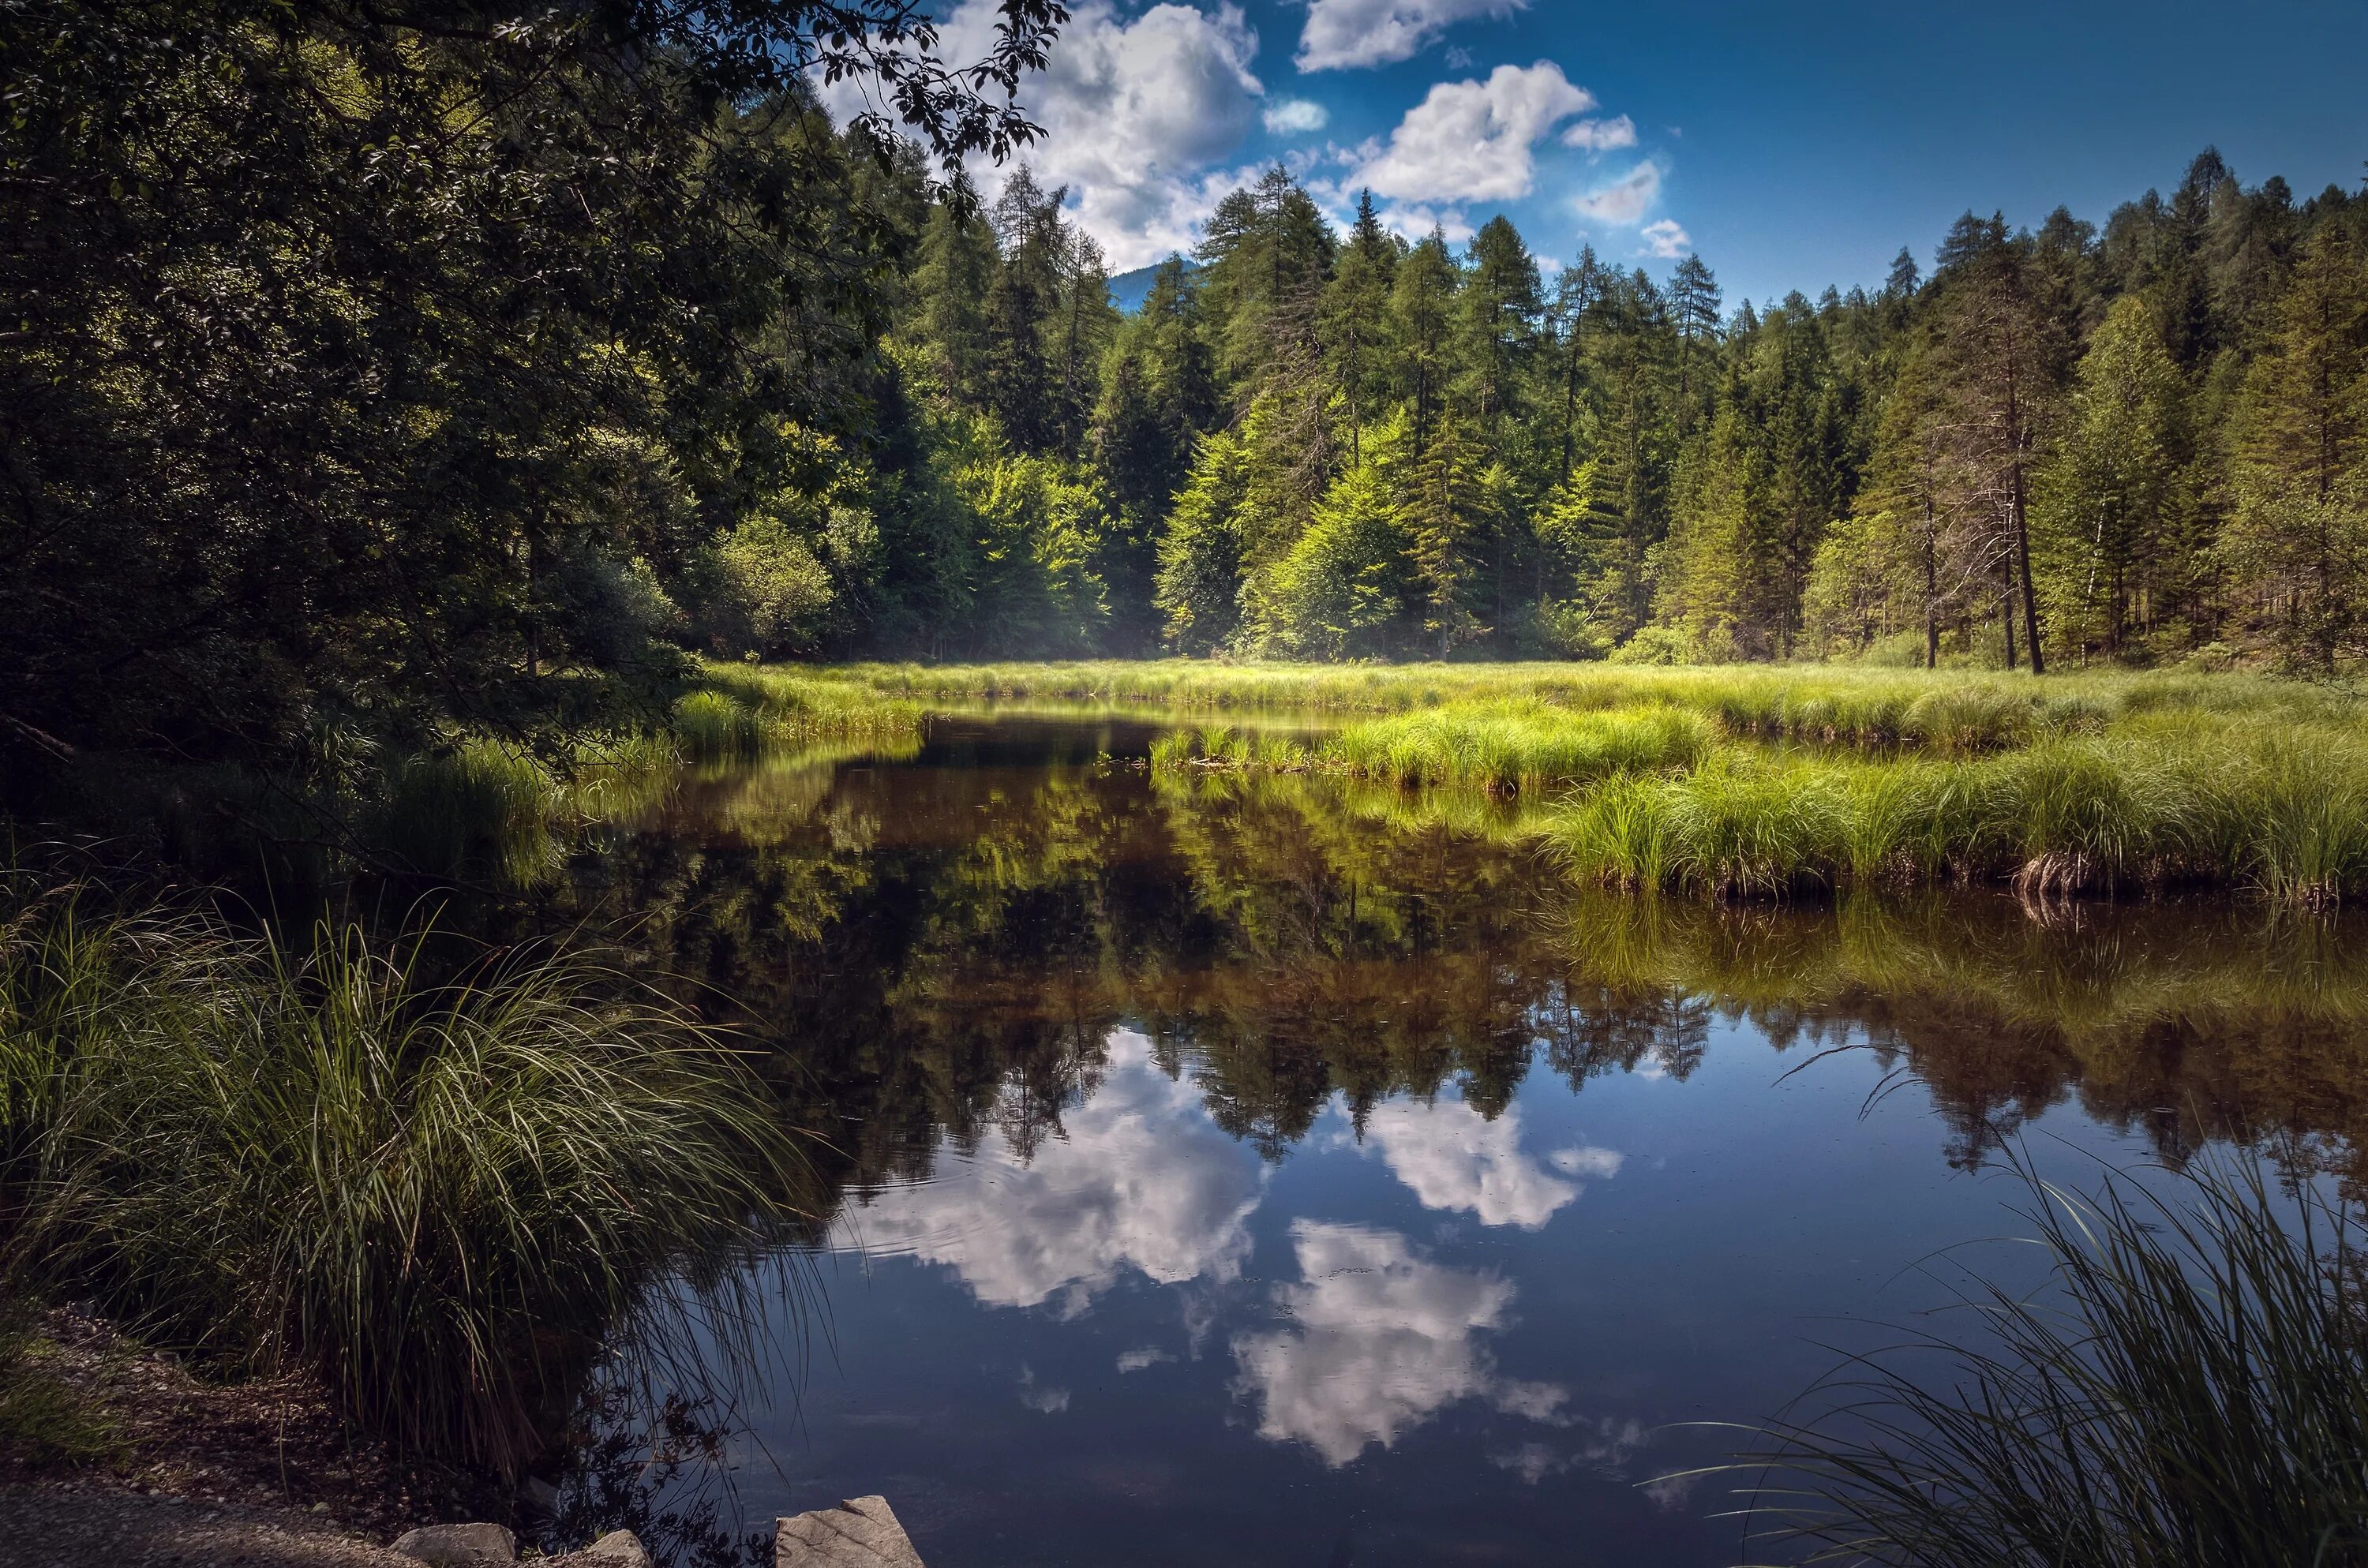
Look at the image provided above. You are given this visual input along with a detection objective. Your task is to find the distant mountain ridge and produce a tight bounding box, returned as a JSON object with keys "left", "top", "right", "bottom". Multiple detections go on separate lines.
{"left": 1105, "top": 256, "right": 1200, "bottom": 314}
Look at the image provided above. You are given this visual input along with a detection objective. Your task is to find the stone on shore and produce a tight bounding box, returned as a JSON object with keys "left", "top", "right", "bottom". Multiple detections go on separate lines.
{"left": 390, "top": 1521, "right": 515, "bottom": 1566}
{"left": 775, "top": 1496, "right": 924, "bottom": 1568}
{"left": 547, "top": 1529, "right": 654, "bottom": 1567}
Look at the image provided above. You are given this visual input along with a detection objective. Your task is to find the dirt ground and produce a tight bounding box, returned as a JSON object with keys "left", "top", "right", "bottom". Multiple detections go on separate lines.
{"left": 0, "top": 1308, "right": 511, "bottom": 1567}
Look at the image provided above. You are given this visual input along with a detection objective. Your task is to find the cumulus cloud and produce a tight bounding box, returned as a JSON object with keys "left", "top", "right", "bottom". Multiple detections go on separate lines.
{"left": 1229, "top": 1222, "right": 1569, "bottom": 1466}
{"left": 1351, "top": 62, "right": 1594, "bottom": 206}
{"left": 1561, "top": 114, "right": 1638, "bottom": 153}
{"left": 1297, "top": 0, "right": 1527, "bottom": 72}
{"left": 1116, "top": 1347, "right": 1175, "bottom": 1373}
{"left": 1639, "top": 219, "right": 1692, "bottom": 258}
{"left": 823, "top": 2, "right": 1267, "bottom": 271}
{"left": 1265, "top": 98, "right": 1329, "bottom": 134}
{"left": 1575, "top": 160, "right": 1663, "bottom": 226}
{"left": 1360, "top": 1095, "right": 1622, "bottom": 1229}
{"left": 833, "top": 1031, "right": 1265, "bottom": 1315}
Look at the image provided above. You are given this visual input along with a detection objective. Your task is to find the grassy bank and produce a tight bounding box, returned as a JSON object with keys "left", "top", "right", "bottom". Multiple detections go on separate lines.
{"left": 0, "top": 884, "right": 810, "bottom": 1478}
{"left": 827, "top": 657, "right": 2355, "bottom": 738}
{"left": 678, "top": 664, "right": 923, "bottom": 763}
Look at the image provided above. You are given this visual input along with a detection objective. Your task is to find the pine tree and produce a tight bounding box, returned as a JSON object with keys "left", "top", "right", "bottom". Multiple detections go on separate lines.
{"left": 2224, "top": 224, "right": 2368, "bottom": 667}
{"left": 1392, "top": 230, "right": 1461, "bottom": 457}
{"left": 2033, "top": 294, "right": 2191, "bottom": 658}
{"left": 1928, "top": 213, "right": 2054, "bottom": 672}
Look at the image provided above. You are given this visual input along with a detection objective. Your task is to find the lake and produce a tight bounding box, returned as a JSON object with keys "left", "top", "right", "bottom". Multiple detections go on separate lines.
{"left": 557, "top": 710, "right": 2368, "bottom": 1567}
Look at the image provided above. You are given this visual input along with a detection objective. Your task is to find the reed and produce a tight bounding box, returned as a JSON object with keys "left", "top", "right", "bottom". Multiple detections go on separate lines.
{"left": 2, "top": 900, "right": 809, "bottom": 1478}
{"left": 686, "top": 663, "right": 923, "bottom": 761}
{"left": 1718, "top": 1153, "right": 2368, "bottom": 1566}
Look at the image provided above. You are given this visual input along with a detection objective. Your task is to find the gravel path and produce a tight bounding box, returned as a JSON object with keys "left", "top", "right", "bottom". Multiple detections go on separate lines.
{"left": 0, "top": 1484, "right": 417, "bottom": 1568}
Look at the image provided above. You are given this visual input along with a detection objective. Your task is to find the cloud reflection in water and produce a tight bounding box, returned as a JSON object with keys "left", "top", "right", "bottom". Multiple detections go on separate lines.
{"left": 1361, "top": 1095, "right": 1624, "bottom": 1229}
{"left": 1231, "top": 1221, "right": 1570, "bottom": 1467}
{"left": 832, "top": 1030, "right": 1265, "bottom": 1315}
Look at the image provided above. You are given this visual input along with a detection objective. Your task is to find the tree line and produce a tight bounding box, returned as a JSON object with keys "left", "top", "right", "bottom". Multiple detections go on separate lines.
{"left": 848, "top": 152, "right": 2368, "bottom": 677}
{"left": 7, "top": 2, "right": 2367, "bottom": 791}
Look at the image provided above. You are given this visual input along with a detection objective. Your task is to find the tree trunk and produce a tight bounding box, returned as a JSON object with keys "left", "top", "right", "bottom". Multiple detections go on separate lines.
{"left": 2011, "top": 460, "right": 2045, "bottom": 675}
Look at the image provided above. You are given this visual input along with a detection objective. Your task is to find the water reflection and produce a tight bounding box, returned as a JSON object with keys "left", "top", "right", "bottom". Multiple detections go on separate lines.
{"left": 547, "top": 717, "right": 2368, "bottom": 1566}
{"left": 832, "top": 1031, "right": 1263, "bottom": 1315}
{"left": 1358, "top": 1095, "right": 1621, "bottom": 1229}
{"left": 1231, "top": 1220, "right": 1564, "bottom": 1467}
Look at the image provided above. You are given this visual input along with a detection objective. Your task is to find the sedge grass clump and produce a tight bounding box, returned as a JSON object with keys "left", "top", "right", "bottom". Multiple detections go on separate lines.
{"left": 1982, "top": 739, "right": 2208, "bottom": 896}
{"left": 671, "top": 690, "right": 767, "bottom": 763}
{"left": 8, "top": 908, "right": 807, "bottom": 1478}
{"left": 1325, "top": 703, "right": 1710, "bottom": 793}
{"left": 1724, "top": 1153, "right": 2368, "bottom": 1567}
{"left": 2204, "top": 731, "right": 2368, "bottom": 907}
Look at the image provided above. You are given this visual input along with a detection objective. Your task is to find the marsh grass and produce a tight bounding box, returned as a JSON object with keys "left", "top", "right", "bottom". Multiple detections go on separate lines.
{"left": 824, "top": 658, "right": 2357, "bottom": 739}
{"left": 684, "top": 664, "right": 923, "bottom": 763}
{"left": 2, "top": 900, "right": 811, "bottom": 1478}
{"left": 763, "top": 658, "right": 2368, "bottom": 902}
{"left": 1715, "top": 1153, "right": 2368, "bottom": 1566}
{"left": 1545, "top": 729, "right": 2368, "bottom": 906}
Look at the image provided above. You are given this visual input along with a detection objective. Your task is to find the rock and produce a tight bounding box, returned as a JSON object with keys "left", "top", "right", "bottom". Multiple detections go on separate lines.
{"left": 552, "top": 1529, "right": 653, "bottom": 1567}
{"left": 391, "top": 1521, "right": 516, "bottom": 1566}
{"left": 775, "top": 1496, "right": 924, "bottom": 1568}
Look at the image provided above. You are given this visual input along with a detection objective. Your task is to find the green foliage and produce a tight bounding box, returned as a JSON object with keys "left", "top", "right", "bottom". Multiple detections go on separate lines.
{"left": 4, "top": 905, "right": 808, "bottom": 1478}
{"left": 1729, "top": 1154, "right": 2368, "bottom": 1567}
{"left": 2, "top": 0, "right": 1062, "bottom": 786}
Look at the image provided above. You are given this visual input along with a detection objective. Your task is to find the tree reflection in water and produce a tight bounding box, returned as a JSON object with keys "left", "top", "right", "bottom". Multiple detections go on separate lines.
{"left": 525, "top": 719, "right": 2368, "bottom": 1559}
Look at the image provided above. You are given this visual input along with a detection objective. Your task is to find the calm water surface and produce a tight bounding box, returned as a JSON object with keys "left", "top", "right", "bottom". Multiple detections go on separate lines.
{"left": 569, "top": 713, "right": 2368, "bottom": 1566}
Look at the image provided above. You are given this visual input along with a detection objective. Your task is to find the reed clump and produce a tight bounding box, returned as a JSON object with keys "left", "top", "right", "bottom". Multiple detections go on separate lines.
{"left": 1722, "top": 1154, "right": 2368, "bottom": 1566}
{"left": 1, "top": 896, "right": 807, "bottom": 1478}
{"left": 1545, "top": 727, "right": 2368, "bottom": 906}
{"left": 683, "top": 664, "right": 922, "bottom": 762}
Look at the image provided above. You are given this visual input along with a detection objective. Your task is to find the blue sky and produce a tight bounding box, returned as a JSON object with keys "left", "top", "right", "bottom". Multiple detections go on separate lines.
{"left": 864, "top": 0, "right": 2368, "bottom": 308}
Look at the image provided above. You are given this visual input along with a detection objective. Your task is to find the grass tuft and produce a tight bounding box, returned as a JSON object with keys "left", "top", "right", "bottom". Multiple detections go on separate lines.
{"left": 1720, "top": 1152, "right": 2368, "bottom": 1566}
{"left": 3, "top": 900, "right": 811, "bottom": 1478}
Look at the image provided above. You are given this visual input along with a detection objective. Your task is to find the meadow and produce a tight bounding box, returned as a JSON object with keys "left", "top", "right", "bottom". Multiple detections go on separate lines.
{"left": 776, "top": 660, "right": 2368, "bottom": 907}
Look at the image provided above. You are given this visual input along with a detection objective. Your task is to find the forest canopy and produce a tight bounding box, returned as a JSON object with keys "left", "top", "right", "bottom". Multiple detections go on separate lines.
{"left": 6, "top": 2, "right": 2368, "bottom": 791}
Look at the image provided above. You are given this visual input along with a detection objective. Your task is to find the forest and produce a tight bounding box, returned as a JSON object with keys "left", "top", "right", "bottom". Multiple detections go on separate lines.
{"left": 9, "top": 0, "right": 2368, "bottom": 808}
{"left": 840, "top": 151, "right": 2368, "bottom": 676}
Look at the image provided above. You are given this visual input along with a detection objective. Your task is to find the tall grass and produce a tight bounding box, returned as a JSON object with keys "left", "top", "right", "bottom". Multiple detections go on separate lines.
{"left": 819, "top": 657, "right": 2357, "bottom": 741}
{"left": 1545, "top": 727, "right": 2368, "bottom": 906}
{"left": 680, "top": 664, "right": 922, "bottom": 763}
{"left": 1326, "top": 703, "right": 1711, "bottom": 793}
{"left": 1721, "top": 1154, "right": 2368, "bottom": 1566}
{"left": 2, "top": 898, "right": 810, "bottom": 1478}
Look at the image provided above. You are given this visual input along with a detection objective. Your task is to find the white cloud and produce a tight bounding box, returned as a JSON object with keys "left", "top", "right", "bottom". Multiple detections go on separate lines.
{"left": 833, "top": 1031, "right": 1265, "bottom": 1315}
{"left": 1561, "top": 114, "right": 1638, "bottom": 153}
{"left": 1116, "top": 1347, "right": 1175, "bottom": 1373}
{"left": 1265, "top": 97, "right": 1330, "bottom": 134}
{"left": 1229, "top": 1222, "right": 1568, "bottom": 1466}
{"left": 1298, "top": 0, "right": 1527, "bottom": 72}
{"left": 1575, "top": 161, "right": 1663, "bottom": 226}
{"left": 1360, "top": 1095, "right": 1622, "bottom": 1229}
{"left": 1639, "top": 219, "right": 1692, "bottom": 258}
{"left": 1352, "top": 62, "right": 1594, "bottom": 206}
{"left": 824, "top": 2, "right": 1268, "bottom": 271}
